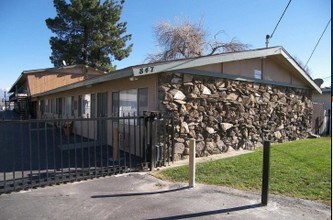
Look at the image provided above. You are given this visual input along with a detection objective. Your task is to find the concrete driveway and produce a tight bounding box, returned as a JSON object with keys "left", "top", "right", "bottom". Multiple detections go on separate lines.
{"left": 0, "top": 173, "right": 330, "bottom": 220}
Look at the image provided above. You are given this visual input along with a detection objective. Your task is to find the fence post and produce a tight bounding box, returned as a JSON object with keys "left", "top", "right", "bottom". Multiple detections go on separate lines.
{"left": 113, "top": 128, "right": 119, "bottom": 161}
{"left": 261, "top": 140, "right": 271, "bottom": 205}
{"left": 189, "top": 138, "right": 196, "bottom": 188}
{"left": 149, "top": 117, "right": 156, "bottom": 171}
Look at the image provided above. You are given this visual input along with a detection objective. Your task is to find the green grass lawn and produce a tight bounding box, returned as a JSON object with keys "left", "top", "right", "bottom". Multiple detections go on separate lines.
{"left": 155, "top": 137, "right": 331, "bottom": 204}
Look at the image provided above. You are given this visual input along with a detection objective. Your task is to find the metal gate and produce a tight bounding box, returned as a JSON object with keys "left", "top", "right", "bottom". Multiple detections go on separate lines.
{"left": 0, "top": 112, "right": 174, "bottom": 194}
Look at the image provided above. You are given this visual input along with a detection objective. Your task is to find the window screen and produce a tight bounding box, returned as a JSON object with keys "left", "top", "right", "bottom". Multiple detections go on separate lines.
{"left": 119, "top": 89, "right": 137, "bottom": 117}
{"left": 138, "top": 88, "right": 148, "bottom": 116}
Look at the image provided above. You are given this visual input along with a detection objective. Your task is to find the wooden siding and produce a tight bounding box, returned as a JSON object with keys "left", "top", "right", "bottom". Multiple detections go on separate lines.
{"left": 26, "top": 67, "right": 103, "bottom": 96}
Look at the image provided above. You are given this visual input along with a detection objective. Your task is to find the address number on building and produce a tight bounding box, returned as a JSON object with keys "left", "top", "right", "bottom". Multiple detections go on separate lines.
{"left": 138, "top": 66, "right": 154, "bottom": 74}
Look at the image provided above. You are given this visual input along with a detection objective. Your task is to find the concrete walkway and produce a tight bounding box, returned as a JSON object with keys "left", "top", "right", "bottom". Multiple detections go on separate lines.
{"left": 157, "top": 147, "right": 253, "bottom": 170}
{"left": 0, "top": 173, "right": 330, "bottom": 220}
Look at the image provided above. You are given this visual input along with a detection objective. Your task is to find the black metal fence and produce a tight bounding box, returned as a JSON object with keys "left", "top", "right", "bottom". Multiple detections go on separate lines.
{"left": 0, "top": 113, "right": 174, "bottom": 194}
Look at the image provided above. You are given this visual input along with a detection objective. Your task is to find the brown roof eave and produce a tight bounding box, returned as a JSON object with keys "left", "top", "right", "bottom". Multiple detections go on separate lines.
{"left": 32, "top": 67, "right": 133, "bottom": 98}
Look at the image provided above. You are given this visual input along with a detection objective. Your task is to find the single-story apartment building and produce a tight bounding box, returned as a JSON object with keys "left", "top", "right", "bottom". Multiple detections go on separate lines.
{"left": 9, "top": 65, "right": 104, "bottom": 118}
{"left": 12, "top": 46, "right": 322, "bottom": 159}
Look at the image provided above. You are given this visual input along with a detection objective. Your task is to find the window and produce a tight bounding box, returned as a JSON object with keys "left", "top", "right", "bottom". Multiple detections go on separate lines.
{"left": 112, "top": 92, "right": 119, "bottom": 116}
{"left": 138, "top": 88, "right": 148, "bottom": 115}
{"left": 45, "top": 99, "right": 49, "bottom": 113}
{"left": 112, "top": 88, "right": 148, "bottom": 118}
{"left": 78, "top": 95, "right": 82, "bottom": 117}
{"left": 56, "top": 97, "right": 63, "bottom": 116}
{"left": 51, "top": 98, "right": 56, "bottom": 114}
{"left": 40, "top": 100, "right": 45, "bottom": 115}
{"left": 71, "top": 96, "right": 74, "bottom": 116}
{"left": 119, "top": 89, "right": 137, "bottom": 116}
{"left": 65, "top": 96, "right": 72, "bottom": 116}
{"left": 91, "top": 94, "right": 96, "bottom": 117}
{"left": 78, "top": 94, "right": 91, "bottom": 118}
{"left": 83, "top": 94, "right": 91, "bottom": 118}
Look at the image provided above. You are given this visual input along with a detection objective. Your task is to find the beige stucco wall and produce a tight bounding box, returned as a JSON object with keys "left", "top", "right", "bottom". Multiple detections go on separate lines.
{"left": 194, "top": 63, "right": 222, "bottom": 73}
{"left": 223, "top": 58, "right": 262, "bottom": 78}
{"left": 263, "top": 58, "right": 291, "bottom": 83}
{"left": 41, "top": 74, "right": 158, "bottom": 117}
{"left": 193, "top": 57, "right": 308, "bottom": 88}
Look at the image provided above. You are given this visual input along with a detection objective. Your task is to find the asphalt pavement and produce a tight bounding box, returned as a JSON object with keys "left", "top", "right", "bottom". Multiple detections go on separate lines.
{"left": 0, "top": 173, "right": 330, "bottom": 220}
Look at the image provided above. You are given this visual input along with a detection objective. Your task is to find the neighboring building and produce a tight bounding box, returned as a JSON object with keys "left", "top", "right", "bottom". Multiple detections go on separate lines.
{"left": 9, "top": 65, "right": 104, "bottom": 118}
{"left": 0, "top": 99, "right": 4, "bottom": 110}
{"left": 312, "top": 87, "right": 331, "bottom": 135}
{"left": 10, "top": 46, "right": 322, "bottom": 159}
{"left": 313, "top": 87, "right": 331, "bottom": 111}
{"left": 0, "top": 89, "right": 6, "bottom": 110}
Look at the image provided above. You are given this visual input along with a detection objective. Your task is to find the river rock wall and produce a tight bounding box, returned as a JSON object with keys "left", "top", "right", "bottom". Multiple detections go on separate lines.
{"left": 158, "top": 73, "right": 313, "bottom": 160}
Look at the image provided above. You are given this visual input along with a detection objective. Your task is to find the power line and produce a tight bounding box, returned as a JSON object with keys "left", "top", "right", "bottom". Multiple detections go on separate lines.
{"left": 266, "top": 0, "right": 292, "bottom": 47}
{"left": 321, "top": 75, "right": 331, "bottom": 80}
{"left": 305, "top": 18, "right": 331, "bottom": 67}
{"left": 270, "top": 0, "right": 292, "bottom": 39}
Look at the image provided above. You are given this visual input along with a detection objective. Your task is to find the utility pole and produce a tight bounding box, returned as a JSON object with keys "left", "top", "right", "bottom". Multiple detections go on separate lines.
{"left": 4, "top": 91, "right": 6, "bottom": 110}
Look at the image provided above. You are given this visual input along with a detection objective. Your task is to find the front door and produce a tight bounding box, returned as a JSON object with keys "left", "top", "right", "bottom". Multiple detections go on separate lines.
{"left": 97, "top": 92, "right": 107, "bottom": 144}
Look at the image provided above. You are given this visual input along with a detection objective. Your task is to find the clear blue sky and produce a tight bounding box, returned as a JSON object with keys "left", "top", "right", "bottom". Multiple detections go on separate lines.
{"left": 0, "top": 0, "right": 331, "bottom": 91}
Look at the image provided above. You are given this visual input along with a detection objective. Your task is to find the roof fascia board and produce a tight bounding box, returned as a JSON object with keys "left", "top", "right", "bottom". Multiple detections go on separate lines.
{"left": 9, "top": 73, "right": 25, "bottom": 93}
{"left": 280, "top": 49, "right": 322, "bottom": 94}
{"left": 32, "top": 68, "right": 132, "bottom": 98}
{"left": 132, "top": 47, "right": 282, "bottom": 77}
{"left": 9, "top": 65, "right": 95, "bottom": 93}
{"left": 176, "top": 68, "right": 310, "bottom": 90}
{"left": 22, "top": 64, "right": 84, "bottom": 74}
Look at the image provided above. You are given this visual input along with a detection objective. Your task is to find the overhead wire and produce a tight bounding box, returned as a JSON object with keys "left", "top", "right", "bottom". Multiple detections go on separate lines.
{"left": 269, "top": 0, "right": 292, "bottom": 39}
{"left": 266, "top": 0, "right": 330, "bottom": 82}
{"left": 305, "top": 18, "right": 331, "bottom": 67}
{"left": 321, "top": 75, "right": 331, "bottom": 80}
{"left": 266, "top": 0, "right": 292, "bottom": 47}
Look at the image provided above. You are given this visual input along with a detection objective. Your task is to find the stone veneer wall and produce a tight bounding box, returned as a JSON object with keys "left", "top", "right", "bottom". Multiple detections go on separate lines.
{"left": 158, "top": 73, "right": 313, "bottom": 160}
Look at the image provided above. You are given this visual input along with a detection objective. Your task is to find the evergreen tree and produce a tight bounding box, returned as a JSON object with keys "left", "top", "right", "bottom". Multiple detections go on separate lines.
{"left": 46, "top": 0, "right": 132, "bottom": 72}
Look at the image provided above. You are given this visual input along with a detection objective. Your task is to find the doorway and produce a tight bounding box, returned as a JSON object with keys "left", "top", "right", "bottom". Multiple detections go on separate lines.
{"left": 97, "top": 92, "right": 107, "bottom": 144}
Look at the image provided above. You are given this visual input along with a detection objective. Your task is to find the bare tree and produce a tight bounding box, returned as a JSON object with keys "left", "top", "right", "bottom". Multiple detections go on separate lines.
{"left": 292, "top": 56, "right": 312, "bottom": 76}
{"left": 146, "top": 19, "right": 250, "bottom": 62}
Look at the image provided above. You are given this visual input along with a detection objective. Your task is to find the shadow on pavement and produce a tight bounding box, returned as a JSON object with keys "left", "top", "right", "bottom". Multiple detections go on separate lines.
{"left": 91, "top": 186, "right": 191, "bottom": 198}
{"left": 147, "top": 203, "right": 263, "bottom": 220}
